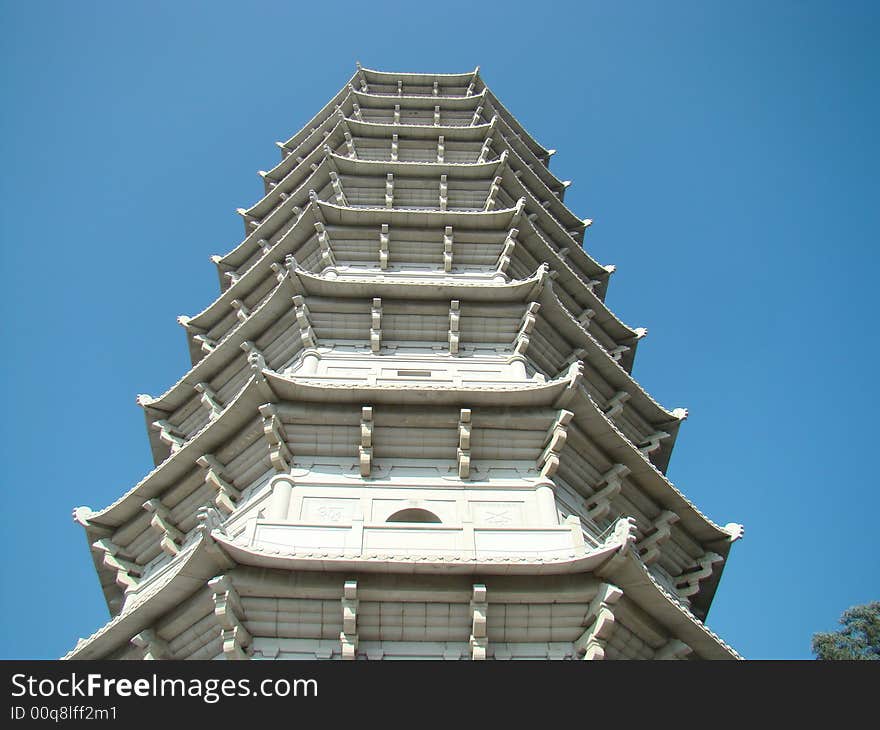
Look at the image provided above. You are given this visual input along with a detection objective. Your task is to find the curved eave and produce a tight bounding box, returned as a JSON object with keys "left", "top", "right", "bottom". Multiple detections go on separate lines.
{"left": 267, "top": 116, "right": 496, "bottom": 188}
{"left": 567, "top": 380, "right": 730, "bottom": 545}
{"left": 598, "top": 548, "right": 741, "bottom": 660}
{"left": 359, "top": 66, "right": 482, "bottom": 87}
{"left": 87, "top": 369, "right": 578, "bottom": 532}
{"left": 217, "top": 158, "right": 330, "bottom": 272}
{"left": 193, "top": 238, "right": 309, "bottom": 336}
{"left": 352, "top": 87, "right": 487, "bottom": 111}
{"left": 213, "top": 530, "right": 621, "bottom": 576}
{"left": 292, "top": 266, "right": 547, "bottom": 302}
{"left": 86, "top": 375, "right": 271, "bottom": 531}
{"left": 518, "top": 212, "right": 611, "bottom": 308}
{"left": 141, "top": 274, "right": 300, "bottom": 417}
{"left": 491, "top": 113, "right": 565, "bottom": 193}
{"left": 504, "top": 171, "right": 605, "bottom": 283}
{"left": 250, "top": 120, "right": 345, "bottom": 219}
{"left": 344, "top": 117, "right": 493, "bottom": 141}
{"left": 279, "top": 74, "right": 357, "bottom": 151}
{"left": 327, "top": 151, "right": 502, "bottom": 179}
{"left": 501, "top": 141, "right": 573, "bottom": 221}
{"left": 483, "top": 89, "right": 551, "bottom": 165}
{"left": 539, "top": 282, "right": 676, "bottom": 427}
{"left": 261, "top": 366, "right": 574, "bottom": 408}
{"left": 64, "top": 538, "right": 226, "bottom": 660}
{"left": 65, "top": 522, "right": 617, "bottom": 660}
{"left": 67, "top": 522, "right": 737, "bottom": 660}
{"left": 316, "top": 198, "right": 519, "bottom": 230}
{"left": 519, "top": 219, "right": 638, "bottom": 348}
{"left": 270, "top": 100, "right": 351, "bottom": 182}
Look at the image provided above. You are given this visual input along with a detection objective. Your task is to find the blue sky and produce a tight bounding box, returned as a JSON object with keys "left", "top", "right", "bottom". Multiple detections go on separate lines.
{"left": 1, "top": 1, "right": 877, "bottom": 660}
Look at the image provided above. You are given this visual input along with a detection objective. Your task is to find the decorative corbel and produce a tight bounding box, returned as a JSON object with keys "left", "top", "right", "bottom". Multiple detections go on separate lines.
{"left": 370, "top": 298, "right": 382, "bottom": 353}
{"left": 470, "top": 584, "right": 488, "bottom": 660}
{"left": 390, "top": 133, "right": 399, "bottom": 162}
{"left": 471, "top": 103, "right": 484, "bottom": 126}
{"left": 608, "top": 345, "right": 630, "bottom": 363}
{"left": 269, "top": 261, "right": 288, "bottom": 283}
{"left": 356, "top": 67, "right": 368, "bottom": 92}
{"left": 574, "top": 583, "right": 623, "bottom": 660}
{"left": 638, "top": 430, "right": 670, "bottom": 457}
{"left": 558, "top": 348, "right": 587, "bottom": 375}
{"left": 439, "top": 174, "right": 448, "bottom": 211}
{"left": 359, "top": 406, "right": 373, "bottom": 477}
{"left": 343, "top": 130, "right": 357, "bottom": 158}
{"left": 443, "top": 226, "right": 454, "bottom": 272}
{"left": 259, "top": 404, "right": 292, "bottom": 472}
{"left": 676, "top": 553, "right": 724, "bottom": 598}
{"left": 578, "top": 308, "right": 596, "bottom": 329}
{"left": 241, "top": 340, "right": 267, "bottom": 373}
{"left": 437, "top": 135, "right": 445, "bottom": 163}
{"left": 236, "top": 208, "right": 260, "bottom": 233}
{"left": 151, "top": 419, "right": 186, "bottom": 454}
{"left": 131, "top": 629, "right": 171, "bottom": 660}
{"left": 379, "top": 223, "right": 390, "bottom": 270}
{"left": 457, "top": 408, "right": 472, "bottom": 479}
{"left": 143, "top": 498, "right": 184, "bottom": 556}
{"left": 393, "top": 104, "right": 400, "bottom": 125}
{"left": 293, "top": 295, "right": 317, "bottom": 348}
{"left": 193, "top": 334, "right": 217, "bottom": 355}
{"left": 603, "top": 390, "right": 631, "bottom": 419}
{"left": 230, "top": 299, "right": 251, "bottom": 324}
{"left": 385, "top": 173, "right": 394, "bottom": 208}
{"left": 538, "top": 409, "right": 573, "bottom": 478}
{"left": 513, "top": 302, "right": 541, "bottom": 356}
{"left": 209, "top": 575, "right": 252, "bottom": 660}
{"left": 433, "top": 105, "right": 441, "bottom": 126}
{"left": 466, "top": 71, "right": 478, "bottom": 97}
{"left": 314, "top": 221, "right": 336, "bottom": 268}
{"left": 197, "top": 453, "right": 241, "bottom": 515}
{"left": 92, "top": 539, "right": 141, "bottom": 591}
{"left": 496, "top": 227, "right": 518, "bottom": 274}
{"left": 636, "top": 510, "right": 680, "bottom": 565}
{"left": 448, "top": 300, "right": 460, "bottom": 355}
{"left": 586, "top": 463, "right": 630, "bottom": 521}
{"left": 327, "top": 168, "right": 347, "bottom": 207}
{"left": 194, "top": 382, "right": 223, "bottom": 419}
{"left": 340, "top": 579, "right": 358, "bottom": 660}
{"left": 484, "top": 175, "right": 503, "bottom": 211}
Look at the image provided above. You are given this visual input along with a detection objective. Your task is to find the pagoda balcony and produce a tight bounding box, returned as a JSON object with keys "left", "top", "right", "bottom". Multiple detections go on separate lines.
{"left": 242, "top": 515, "right": 589, "bottom": 563}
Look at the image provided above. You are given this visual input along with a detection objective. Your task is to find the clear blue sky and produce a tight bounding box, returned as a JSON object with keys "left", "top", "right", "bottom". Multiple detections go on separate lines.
{"left": 1, "top": 1, "right": 877, "bottom": 660}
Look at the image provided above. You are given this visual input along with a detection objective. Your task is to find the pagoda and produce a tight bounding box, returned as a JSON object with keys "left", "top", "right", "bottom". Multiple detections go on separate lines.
{"left": 66, "top": 66, "right": 743, "bottom": 660}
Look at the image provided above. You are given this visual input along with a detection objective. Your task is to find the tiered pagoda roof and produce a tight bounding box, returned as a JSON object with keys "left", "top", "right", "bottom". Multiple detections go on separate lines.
{"left": 68, "top": 66, "right": 742, "bottom": 661}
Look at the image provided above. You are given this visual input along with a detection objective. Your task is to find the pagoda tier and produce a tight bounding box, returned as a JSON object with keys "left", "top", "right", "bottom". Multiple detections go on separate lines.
{"left": 65, "top": 513, "right": 737, "bottom": 661}
{"left": 69, "top": 66, "right": 742, "bottom": 660}
{"left": 147, "top": 268, "right": 677, "bottom": 472}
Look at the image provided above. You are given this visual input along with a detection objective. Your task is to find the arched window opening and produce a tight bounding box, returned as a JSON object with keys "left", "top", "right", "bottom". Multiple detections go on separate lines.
{"left": 386, "top": 508, "right": 442, "bottom": 524}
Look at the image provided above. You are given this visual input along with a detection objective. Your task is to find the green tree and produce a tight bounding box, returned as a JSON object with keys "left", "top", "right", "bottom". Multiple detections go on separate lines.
{"left": 812, "top": 602, "right": 880, "bottom": 660}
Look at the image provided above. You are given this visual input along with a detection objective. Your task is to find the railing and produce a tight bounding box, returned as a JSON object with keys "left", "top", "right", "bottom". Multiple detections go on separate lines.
{"left": 249, "top": 519, "right": 584, "bottom": 561}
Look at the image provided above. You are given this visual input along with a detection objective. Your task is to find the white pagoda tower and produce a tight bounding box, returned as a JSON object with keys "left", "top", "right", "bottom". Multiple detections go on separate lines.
{"left": 67, "top": 66, "right": 743, "bottom": 660}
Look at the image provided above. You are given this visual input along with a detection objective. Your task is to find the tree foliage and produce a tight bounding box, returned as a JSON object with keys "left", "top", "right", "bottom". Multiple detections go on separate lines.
{"left": 812, "top": 602, "right": 880, "bottom": 660}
